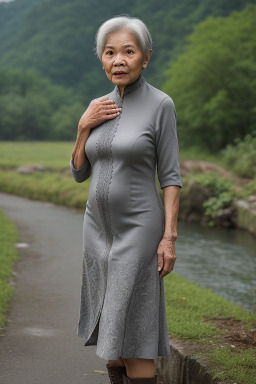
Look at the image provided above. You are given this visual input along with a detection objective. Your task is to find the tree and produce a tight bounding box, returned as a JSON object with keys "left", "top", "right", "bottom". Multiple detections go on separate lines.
{"left": 49, "top": 103, "right": 84, "bottom": 140}
{"left": 1, "top": 0, "right": 255, "bottom": 93}
{"left": 0, "top": 69, "right": 83, "bottom": 140}
{"left": 163, "top": 5, "right": 256, "bottom": 151}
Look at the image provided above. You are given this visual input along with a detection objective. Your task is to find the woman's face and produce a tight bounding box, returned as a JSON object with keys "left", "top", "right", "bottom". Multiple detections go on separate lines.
{"left": 101, "top": 29, "right": 152, "bottom": 95}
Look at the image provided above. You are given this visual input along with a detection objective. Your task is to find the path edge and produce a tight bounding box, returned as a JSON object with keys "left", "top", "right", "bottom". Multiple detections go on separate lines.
{"left": 155, "top": 338, "right": 219, "bottom": 384}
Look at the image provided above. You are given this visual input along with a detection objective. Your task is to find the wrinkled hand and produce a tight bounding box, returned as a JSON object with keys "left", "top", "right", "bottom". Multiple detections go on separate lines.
{"left": 157, "top": 236, "right": 177, "bottom": 278}
{"left": 78, "top": 96, "right": 121, "bottom": 132}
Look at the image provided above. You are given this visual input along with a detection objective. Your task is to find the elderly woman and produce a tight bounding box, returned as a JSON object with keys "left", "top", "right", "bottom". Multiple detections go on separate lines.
{"left": 70, "top": 16, "right": 182, "bottom": 384}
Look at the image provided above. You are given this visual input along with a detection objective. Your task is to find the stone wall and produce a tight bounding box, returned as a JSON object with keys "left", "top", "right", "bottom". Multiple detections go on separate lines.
{"left": 235, "top": 196, "right": 256, "bottom": 236}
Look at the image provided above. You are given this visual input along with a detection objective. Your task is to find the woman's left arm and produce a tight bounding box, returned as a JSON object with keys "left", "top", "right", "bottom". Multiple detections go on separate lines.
{"left": 157, "top": 185, "right": 180, "bottom": 278}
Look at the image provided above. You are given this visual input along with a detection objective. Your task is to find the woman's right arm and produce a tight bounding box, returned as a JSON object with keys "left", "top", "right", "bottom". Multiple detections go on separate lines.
{"left": 71, "top": 97, "right": 121, "bottom": 181}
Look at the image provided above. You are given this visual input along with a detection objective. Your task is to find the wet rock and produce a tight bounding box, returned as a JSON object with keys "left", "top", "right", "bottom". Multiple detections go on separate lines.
{"left": 16, "top": 164, "right": 46, "bottom": 174}
{"left": 215, "top": 204, "right": 237, "bottom": 228}
{"left": 235, "top": 197, "right": 256, "bottom": 236}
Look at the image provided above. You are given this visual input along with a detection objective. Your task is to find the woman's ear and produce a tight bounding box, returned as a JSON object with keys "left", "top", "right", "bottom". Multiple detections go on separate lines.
{"left": 142, "top": 49, "right": 152, "bottom": 69}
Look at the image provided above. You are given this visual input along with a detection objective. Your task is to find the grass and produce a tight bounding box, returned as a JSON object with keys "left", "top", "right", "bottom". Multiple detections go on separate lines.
{"left": 0, "top": 170, "right": 89, "bottom": 209}
{"left": 0, "top": 141, "right": 229, "bottom": 212}
{"left": 164, "top": 273, "right": 254, "bottom": 340}
{"left": 210, "top": 347, "right": 256, "bottom": 384}
{"left": 0, "top": 141, "right": 225, "bottom": 170}
{"left": 179, "top": 146, "right": 226, "bottom": 166}
{"left": 165, "top": 273, "right": 256, "bottom": 384}
{"left": 0, "top": 141, "right": 74, "bottom": 170}
{"left": 0, "top": 210, "right": 18, "bottom": 329}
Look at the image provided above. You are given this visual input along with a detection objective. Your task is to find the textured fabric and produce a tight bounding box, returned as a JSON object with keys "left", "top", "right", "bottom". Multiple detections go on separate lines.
{"left": 71, "top": 75, "right": 182, "bottom": 360}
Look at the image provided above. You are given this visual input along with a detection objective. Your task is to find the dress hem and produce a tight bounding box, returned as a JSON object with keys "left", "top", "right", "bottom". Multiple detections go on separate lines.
{"left": 95, "top": 349, "right": 171, "bottom": 361}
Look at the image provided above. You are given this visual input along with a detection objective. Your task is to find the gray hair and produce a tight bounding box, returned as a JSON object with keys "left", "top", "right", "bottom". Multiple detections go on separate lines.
{"left": 96, "top": 16, "right": 152, "bottom": 60}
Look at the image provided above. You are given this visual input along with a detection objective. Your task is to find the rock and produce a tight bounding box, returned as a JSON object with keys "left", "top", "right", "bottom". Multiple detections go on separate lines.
{"left": 179, "top": 180, "right": 212, "bottom": 224}
{"left": 16, "top": 164, "right": 46, "bottom": 174}
{"left": 235, "top": 197, "right": 256, "bottom": 236}
{"left": 215, "top": 205, "right": 237, "bottom": 228}
{"left": 248, "top": 195, "right": 256, "bottom": 207}
{"left": 180, "top": 160, "right": 230, "bottom": 178}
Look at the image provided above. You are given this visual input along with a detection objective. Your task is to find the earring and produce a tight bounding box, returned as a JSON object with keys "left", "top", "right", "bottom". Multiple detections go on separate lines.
{"left": 102, "top": 66, "right": 104, "bottom": 70}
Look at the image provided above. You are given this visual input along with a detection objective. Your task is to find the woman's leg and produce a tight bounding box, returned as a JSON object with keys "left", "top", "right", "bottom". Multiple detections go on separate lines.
{"left": 108, "top": 357, "right": 125, "bottom": 367}
{"left": 123, "top": 358, "right": 156, "bottom": 378}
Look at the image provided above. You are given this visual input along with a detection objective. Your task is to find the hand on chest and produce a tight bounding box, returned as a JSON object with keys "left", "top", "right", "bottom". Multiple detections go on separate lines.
{"left": 86, "top": 103, "right": 157, "bottom": 166}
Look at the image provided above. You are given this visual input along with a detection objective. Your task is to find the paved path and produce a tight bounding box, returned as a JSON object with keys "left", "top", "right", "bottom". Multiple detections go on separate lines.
{"left": 0, "top": 193, "right": 108, "bottom": 384}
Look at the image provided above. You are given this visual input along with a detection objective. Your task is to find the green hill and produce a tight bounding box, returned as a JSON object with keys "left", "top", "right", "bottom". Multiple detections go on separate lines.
{"left": 0, "top": 0, "right": 44, "bottom": 54}
{"left": 0, "top": 0, "right": 255, "bottom": 141}
{"left": 0, "top": 0, "right": 255, "bottom": 103}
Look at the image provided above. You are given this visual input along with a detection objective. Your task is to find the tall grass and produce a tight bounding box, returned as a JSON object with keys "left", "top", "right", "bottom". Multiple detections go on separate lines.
{"left": 0, "top": 210, "right": 18, "bottom": 329}
{"left": 0, "top": 170, "right": 89, "bottom": 209}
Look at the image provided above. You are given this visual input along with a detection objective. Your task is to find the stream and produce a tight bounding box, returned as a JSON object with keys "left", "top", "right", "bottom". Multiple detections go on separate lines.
{"left": 175, "top": 221, "right": 256, "bottom": 312}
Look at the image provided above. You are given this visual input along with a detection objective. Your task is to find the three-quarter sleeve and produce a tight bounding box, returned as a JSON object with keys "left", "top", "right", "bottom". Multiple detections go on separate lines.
{"left": 70, "top": 157, "right": 91, "bottom": 183}
{"left": 155, "top": 97, "right": 182, "bottom": 189}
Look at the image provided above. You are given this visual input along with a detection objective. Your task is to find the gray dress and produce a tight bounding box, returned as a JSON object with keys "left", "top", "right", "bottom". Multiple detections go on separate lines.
{"left": 70, "top": 75, "right": 182, "bottom": 360}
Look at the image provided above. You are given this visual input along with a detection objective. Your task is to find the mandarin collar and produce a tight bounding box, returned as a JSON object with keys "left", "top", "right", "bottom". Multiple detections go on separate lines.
{"left": 115, "top": 74, "right": 145, "bottom": 99}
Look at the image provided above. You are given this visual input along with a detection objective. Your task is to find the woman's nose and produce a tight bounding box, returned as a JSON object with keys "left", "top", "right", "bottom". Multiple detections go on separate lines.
{"left": 114, "top": 53, "right": 125, "bottom": 66}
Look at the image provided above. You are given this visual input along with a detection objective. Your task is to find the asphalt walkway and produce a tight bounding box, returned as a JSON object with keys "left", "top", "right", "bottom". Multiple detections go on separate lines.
{"left": 0, "top": 193, "right": 107, "bottom": 384}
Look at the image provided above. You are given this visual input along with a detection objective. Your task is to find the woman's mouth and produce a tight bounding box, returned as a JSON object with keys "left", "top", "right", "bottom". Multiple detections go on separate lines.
{"left": 113, "top": 71, "right": 127, "bottom": 78}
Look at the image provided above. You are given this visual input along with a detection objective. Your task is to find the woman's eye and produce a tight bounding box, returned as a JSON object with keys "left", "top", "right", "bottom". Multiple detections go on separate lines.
{"left": 126, "top": 49, "right": 133, "bottom": 54}
{"left": 106, "top": 51, "right": 113, "bottom": 55}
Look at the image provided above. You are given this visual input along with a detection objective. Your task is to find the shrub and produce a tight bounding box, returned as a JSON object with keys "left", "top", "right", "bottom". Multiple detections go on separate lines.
{"left": 222, "top": 134, "right": 256, "bottom": 178}
{"left": 194, "top": 173, "right": 235, "bottom": 222}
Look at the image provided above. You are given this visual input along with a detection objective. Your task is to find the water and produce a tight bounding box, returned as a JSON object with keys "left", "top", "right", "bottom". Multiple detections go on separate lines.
{"left": 175, "top": 222, "right": 256, "bottom": 312}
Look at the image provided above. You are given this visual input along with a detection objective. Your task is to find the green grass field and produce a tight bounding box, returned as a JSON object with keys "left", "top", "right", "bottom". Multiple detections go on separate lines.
{"left": 0, "top": 141, "right": 225, "bottom": 169}
{"left": 0, "top": 211, "right": 18, "bottom": 330}
{"left": 0, "top": 142, "right": 74, "bottom": 169}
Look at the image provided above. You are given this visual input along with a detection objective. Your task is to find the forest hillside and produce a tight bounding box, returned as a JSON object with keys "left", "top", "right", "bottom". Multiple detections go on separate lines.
{"left": 0, "top": 0, "right": 255, "bottom": 142}
{"left": 1, "top": 0, "right": 254, "bottom": 96}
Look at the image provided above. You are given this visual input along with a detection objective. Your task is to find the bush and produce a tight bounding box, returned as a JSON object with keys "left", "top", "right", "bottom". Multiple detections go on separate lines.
{"left": 222, "top": 134, "right": 256, "bottom": 178}
{"left": 194, "top": 173, "right": 235, "bottom": 222}
{"left": 194, "top": 172, "right": 234, "bottom": 196}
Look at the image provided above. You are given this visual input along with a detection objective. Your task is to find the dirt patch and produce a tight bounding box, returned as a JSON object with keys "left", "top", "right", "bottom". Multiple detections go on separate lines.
{"left": 170, "top": 337, "right": 212, "bottom": 357}
{"left": 170, "top": 317, "right": 256, "bottom": 358}
{"left": 209, "top": 317, "right": 256, "bottom": 349}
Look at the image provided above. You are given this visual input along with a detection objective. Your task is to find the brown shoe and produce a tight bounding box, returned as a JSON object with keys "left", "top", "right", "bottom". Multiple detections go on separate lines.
{"left": 106, "top": 364, "right": 126, "bottom": 384}
{"left": 122, "top": 373, "right": 157, "bottom": 384}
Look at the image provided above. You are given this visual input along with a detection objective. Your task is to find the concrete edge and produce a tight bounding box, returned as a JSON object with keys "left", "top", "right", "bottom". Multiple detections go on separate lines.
{"left": 155, "top": 339, "right": 219, "bottom": 384}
